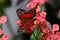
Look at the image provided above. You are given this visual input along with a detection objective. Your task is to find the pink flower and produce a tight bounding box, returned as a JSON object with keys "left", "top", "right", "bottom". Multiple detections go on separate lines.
{"left": 49, "top": 30, "right": 54, "bottom": 35}
{"left": 58, "top": 39, "right": 60, "bottom": 40}
{"left": 39, "top": 17, "right": 45, "bottom": 22}
{"left": 45, "top": 30, "right": 55, "bottom": 40}
{"left": 0, "top": 28, "right": 4, "bottom": 35}
{"left": 16, "top": 20, "right": 22, "bottom": 25}
{"left": 43, "top": 27, "right": 49, "bottom": 33}
{"left": 0, "top": 16, "right": 7, "bottom": 24}
{"left": 48, "top": 30, "right": 55, "bottom": 39}
{"left": 36, "top": 14, "right": 41, "bottom": 21}
{"left": 39, "top": 0, "right": 46, "bottom": 4}
{"left": 38, "top": 0, "right": 48, "bottom": 4}
{"left": 59, "top": 10, "right": 60, "bottom": 13}
{"left": 36, "top": 6, "right": 41, "bottom": 13}
{"left": 36, "top": 13, "right": 45, "bottom": 22}
{"left": 31, "top": 25, "right": 36, "bottom": 30}
{"left": 40, "top": 11, "right": 47, "bottom": 18}
{"left": 31, "top": 0, "right": 39, "bottom": 3}
{"left": 46, "top": 37, "right": 50, "bottom": 40}
{"left": 0, "top": 38, "right": 3, "bottom": 40}
{"left": 2, "top": 34, "right": 9, "bottom": 40}
{"left": 36, "top": 13, "right": 39, "bottom": 17}
{"left": 26, "top": 0, "right": 48, "bottom": 9}
{"left": 26, "top": 1, "right": 37, "bottom": 9}
{"left": 46, "top": 37, "right": 54, "bottom": 40}
{"left": 55, "top": 32, "right": 60, "bottom": 39}
{"left": 52, "top": 24, "right": 59, "bottom": 31}
{"left": 41, "top": 33, "right": 49, "bottom": 40}
{"left": 31, "top": 0, "right": 48, "bottom": 4}
{"left": 34, "top": 20, "right": 39, "bottom": 24}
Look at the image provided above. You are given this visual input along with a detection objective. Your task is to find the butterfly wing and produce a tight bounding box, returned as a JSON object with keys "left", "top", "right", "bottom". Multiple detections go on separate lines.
{"left": 16, "top": 8, "right": 25, "bottom": 18}
{"left": 17, "top": 18, "right": 35, "bottom": 32}
{"left": 16, "top": 9, "right": 36, "bottom": 32}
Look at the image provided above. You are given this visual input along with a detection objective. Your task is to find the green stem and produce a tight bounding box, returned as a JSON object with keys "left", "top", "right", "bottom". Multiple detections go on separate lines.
{"left": 0, "top": 24, "right": 2, "bottom": 29}
{"left": 0, "top": 24, "right": 3, "bottom": 38}
{"left": 37, "top": 31, "right": 42, "bottom": 40}
{"left": 36, "top": 23, "right": 42, "bottom": 40}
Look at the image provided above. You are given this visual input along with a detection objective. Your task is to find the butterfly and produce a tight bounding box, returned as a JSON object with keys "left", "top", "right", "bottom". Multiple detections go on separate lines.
{"left": 16, "top": 8, "right": 36, "bottom": 32}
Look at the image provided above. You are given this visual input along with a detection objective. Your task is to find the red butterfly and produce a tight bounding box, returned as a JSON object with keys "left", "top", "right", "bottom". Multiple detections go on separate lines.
{"left": 16, "top": 8, "right": 36, "bottom": 32}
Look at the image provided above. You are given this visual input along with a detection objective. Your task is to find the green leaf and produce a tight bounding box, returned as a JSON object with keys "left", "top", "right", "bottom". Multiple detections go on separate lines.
{"left": 30, "top": 34, "right": 36, "bottom": 40}
{"left": 30, "top": 27, "right": 42, "bottom": 40}
{"left": 34, "top": 28, "right": 37, "bottom": 36}
{"left": 38, "top": 32, "right": 42, "bottom": 40}
{"left": 0, "top": 24, "right": 2, "bottom": 28}
{"left": 30, "top": 28, "right": 37, "bottom": 40}
{"left": 0, "top": 24, "right": 3, "bottom": 38}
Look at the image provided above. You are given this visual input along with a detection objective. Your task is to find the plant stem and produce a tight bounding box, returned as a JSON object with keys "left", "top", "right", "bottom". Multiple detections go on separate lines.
{"left": 0, "top": 24, "right": 3, "bottom": 38}
{"left": 0, "top": 24, "right": 2, "bottom": 29}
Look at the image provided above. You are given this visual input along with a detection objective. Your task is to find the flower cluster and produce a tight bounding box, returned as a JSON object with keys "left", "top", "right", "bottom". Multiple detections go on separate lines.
{"left": 0, "top": 28, "right": 9, "bottom": 40}
{"left": 27, "top": 0, "right": 48, "bottom": 9}
{"left": 0, "top": 16, "right": 9, "bottom": 40}
{"left": 17, "top": 0, "right": 60, "bottom": 40}
{"left": 41, "top": 24, "right": 60, "bottom": 40}
{"left": 34, "top": 4, "right": 60, "bottom": 40}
